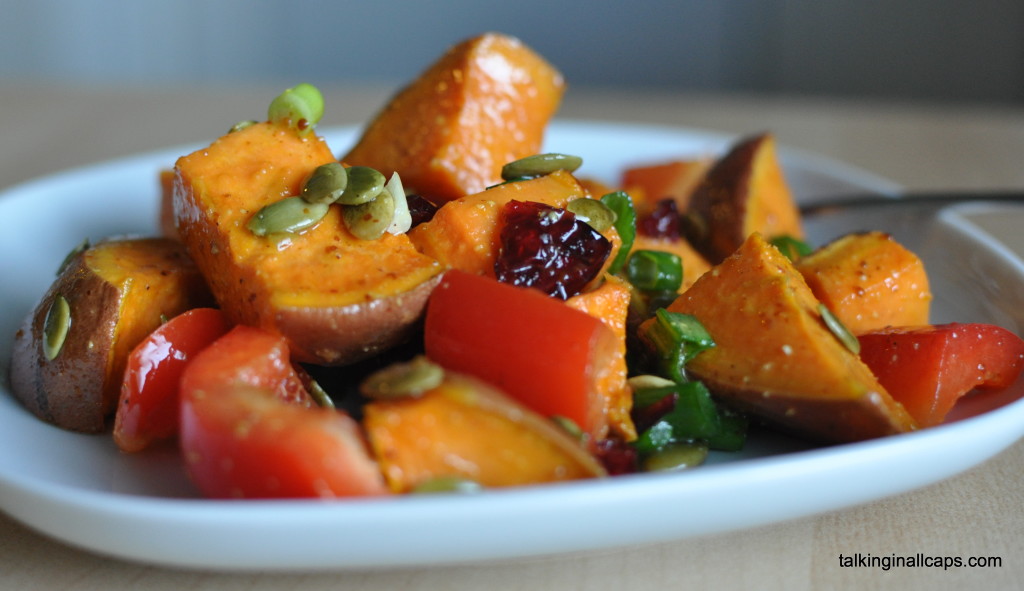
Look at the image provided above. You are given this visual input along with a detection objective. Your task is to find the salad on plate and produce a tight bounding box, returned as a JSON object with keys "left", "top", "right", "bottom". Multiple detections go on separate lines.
{"left": 8, "top": 32, "right": 1024, "bottom": 501}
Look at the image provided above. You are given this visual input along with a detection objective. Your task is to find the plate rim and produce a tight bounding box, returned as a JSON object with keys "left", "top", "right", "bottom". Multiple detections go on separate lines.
{"left": 0, "top": 120, "right": 1020, "bottom": 570}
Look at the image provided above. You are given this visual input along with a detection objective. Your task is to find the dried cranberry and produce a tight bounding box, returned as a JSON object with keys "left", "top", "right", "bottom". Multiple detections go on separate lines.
{"left": 406, "top": 194, "right": 438, "bottom": 228}
{"left": 637, "top": 198, "right": 681, "bottom": 239}
{"left": 494, "top": 200, "right": 612, "bottom": 300}
{"left": 593, "top": 438, "right": 638, "bottom": 475}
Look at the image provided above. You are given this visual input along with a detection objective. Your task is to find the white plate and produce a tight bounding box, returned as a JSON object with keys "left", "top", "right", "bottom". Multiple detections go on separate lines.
{"left": 1, "top": 122, "right": 1022, "bottom": 571}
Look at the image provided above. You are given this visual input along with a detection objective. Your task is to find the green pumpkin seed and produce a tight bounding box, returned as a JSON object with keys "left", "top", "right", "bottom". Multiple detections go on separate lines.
{"left": 501, "top": 153, "right": 583, "bottom": 181}
{"left": 383, "top": 172, "right": 412, "bottom": 235}
{"left": 550, "top": 415, "right": 586, "bottom": 442}
{"left": 43, "top": 294, "right": 71, "bottom": 361}
{"left": 307, "top": 378, "right": 335, "bottom": 409}
{"left": 228, "top": 120, "right": 257, "bottom": 134}
{"left": 338, "top": 166, "right": 386, "bottom": 206}
{"left": 301, "top": 162, "right": 348, "bottom": 205}
{"left": 248, "top": 196, "right": 329, "bottom": 237}
{"left": 819, "top": 303, "right": 860, "bottom": 354}
{"left": 566, "top": 197, "right": 617, "bottom": 232}
{"left": 343, "top": 186, "right": 396, "bottom": 240}
{"left": 411, "top": 475, "right": 483, "bottom": 495}
{"left": 627, "top": 374, "right": 676, "bottom": 391}
{"left": 643, "top": 441, "right": 708, "bottom": 472}
{"left": 360, "top": 356, "right": 444, "bottom": 400}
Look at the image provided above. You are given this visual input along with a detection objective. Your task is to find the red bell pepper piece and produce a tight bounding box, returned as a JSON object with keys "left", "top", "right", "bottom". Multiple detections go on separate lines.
{"left": 424, "top": 270, "right": 618, "bottom": 439}
{"left": 858, "top": 323, "right": 1024, "bottom": 427}
{"left": 179, "top": 325, "right": 387, "bottom": 499}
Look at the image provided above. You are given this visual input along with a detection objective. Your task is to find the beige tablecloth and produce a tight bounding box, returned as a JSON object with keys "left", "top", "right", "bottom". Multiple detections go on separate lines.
{"left": 1, "top": 83, "right": 1022, "bottom": 590}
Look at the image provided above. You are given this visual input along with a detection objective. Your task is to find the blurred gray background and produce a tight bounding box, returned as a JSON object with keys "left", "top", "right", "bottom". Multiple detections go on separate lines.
{"left": 3, "top": 0, "right": 1023, "bottom": 105}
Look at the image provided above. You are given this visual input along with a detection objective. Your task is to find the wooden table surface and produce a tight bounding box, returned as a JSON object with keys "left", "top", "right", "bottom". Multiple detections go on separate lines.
{"left": 1, "top": 82, "right": 1022, "bottom": 590}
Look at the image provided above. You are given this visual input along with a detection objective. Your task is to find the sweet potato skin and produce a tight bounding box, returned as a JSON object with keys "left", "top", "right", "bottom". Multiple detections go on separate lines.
{"left": 796, "top": 231, "right": 931, "bottom": 334}
{"left": 683, "top": 133, "right": 803, "bottom": 265}
{"left": 651, "top": 233, "right": 916, "bottom": 443}
{"left": 10, "top": 238, "right": 211, "bottom": 432}
{"left": 342, "top": 33, "right": 565, "bottom": 202}
{"left": 173, "top": 122, "right": 443, "bottom": 365}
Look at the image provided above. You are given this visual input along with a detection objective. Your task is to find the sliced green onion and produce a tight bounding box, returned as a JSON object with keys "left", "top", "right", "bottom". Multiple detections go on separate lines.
{"left": 625, "top": 250, "right": 683, "bottom": 292}
{"left": 637, "top": 309, "right": 714, "bottom": 383}
{"left": 599, "top": 191, "right": 636, "bottom": 274}
{"left": 819, "top": 303, "right": 860, "bottom": 354}
{"left": 268, "top": 83, "right": 324, "bottom": 133}
{"left": 633, "top": 381, "right": 747, "bottom": 455}
{"left": 770, "top": 235, "right": 813, "bottom": 261}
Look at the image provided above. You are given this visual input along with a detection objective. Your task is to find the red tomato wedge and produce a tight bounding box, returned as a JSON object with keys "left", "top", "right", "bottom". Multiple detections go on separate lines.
{"left": 858, "top": 323, "right": 1024, "bottom": 427}
{"left": 114, "top": 308, "right": 231, "bottom": 452}
{"left": 424, "top": 270, "right": 619, "bottom": 439}
{"left": 179, "top": 325, "right": 387, "bottom": 499}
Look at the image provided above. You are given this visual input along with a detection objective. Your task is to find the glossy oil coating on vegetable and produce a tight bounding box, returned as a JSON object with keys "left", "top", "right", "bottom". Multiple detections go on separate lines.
{"left": 173, "top": 121, "right": 443, "bottom": 365}
{"left": 10, "top": 238, "right": 212, "bottom": 432}
{"left": 9, "top": 32, "right": 1024, "bottom": 502}
{"left": 342, "top": 32, "right": 565, "bottom": 202}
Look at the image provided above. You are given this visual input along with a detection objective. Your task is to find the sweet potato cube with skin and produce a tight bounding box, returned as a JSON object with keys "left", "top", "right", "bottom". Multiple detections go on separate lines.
{"left": 407, "top": 170, "right": 619, "bottom": 277}
{"left": 651, "top": 233, "right": 917, "bottom": 443}
{"left": 363, "top": 372, "right": 606, "bottom": 493}
{"left": 342, "top": 33, "right": 565, "bottom": 202}
{"left": 10, "top": 238, "right": 211, "bottom": 432}
{"left": 622, "top": 158, "right": 711, "bottom": 216}
{"left": 795, "top": 231, "right": 931, "bottom": 334}
{"left": 173, "top": 122, "right": 443, "bottom": 366}
{"left": 683, "top": 133, "right": 804, "bottom": 264}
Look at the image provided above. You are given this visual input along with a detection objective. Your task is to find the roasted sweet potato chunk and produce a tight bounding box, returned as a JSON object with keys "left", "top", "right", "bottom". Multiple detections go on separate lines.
{"left": 622, "top": 158, "right": 711, "bottom": 216}
{"left": 683, "top": 133, "right": 804, "bottom": 264}
{"left": 173, "top": 121, "right": 443, "bottom": 365}
{"left": 650, "top": 233, "right": 917, "bottom": 443}
{"left": 407, "top": 170, "right": 620, "bottom": 278}
{"left": 795, "top": 231, "right": 931, "bottom": 334}
{"left": 363, "top": 370, "right": 606, "bottom": 493}
{"left": 10, "top": 238, "right": 211, "bottom": 432}
{"left": 342, "top": 32, "right": 565, "bottom": 202}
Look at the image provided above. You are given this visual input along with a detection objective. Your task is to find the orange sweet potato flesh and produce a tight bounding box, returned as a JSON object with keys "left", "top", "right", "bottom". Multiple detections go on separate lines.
{"left": 622, "top": 158, "right": 711, "bottom": 216}
{"left": 683, "top": 133, "right": 804, "bottom": 264}
{"left": 795, "top": 231, "right": 932, "bottom": 334}
{"left": 10, "top": 238, "right": 211, "bottom": 432}
{"left": 173, "top": 122, "right": 443, "bottom": 365}
{"left": 566, "top": 275, "right": 636, "bottom": 441}
{"left": 651, "top": 233, "right": 917, "bottom": 443}
{"left": 407, "top": 170, "right": 621, "bottom": 277}
{"left": 341, "top": 33, "right": 565, "bottom": 202}
{"left": 363, "top": 372, "right": 606, "bottom": 492}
